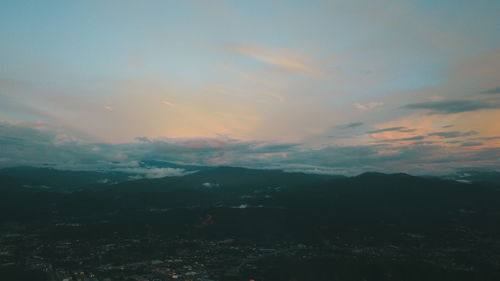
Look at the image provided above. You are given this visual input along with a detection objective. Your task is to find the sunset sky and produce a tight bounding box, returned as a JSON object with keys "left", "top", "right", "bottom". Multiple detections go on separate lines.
{"left": 1, "top": 0, "right": 499, "bottom": 175}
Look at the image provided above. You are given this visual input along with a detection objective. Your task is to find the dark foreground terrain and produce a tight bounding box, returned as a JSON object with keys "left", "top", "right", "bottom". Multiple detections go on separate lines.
{"left": 0, "top": 166, "right": 499, "bottom": 281}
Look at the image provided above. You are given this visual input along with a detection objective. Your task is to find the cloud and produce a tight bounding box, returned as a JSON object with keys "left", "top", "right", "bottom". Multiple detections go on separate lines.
{"left": 136, "top": 136, "right": 152, "bottom": 143}
{"left": 405, "top": 99, "right": 500, "bottom": 114}
{"left": 474, "top": 136, "right": 500, "bottom": 141}
{"left": 162, "top": 100, "right": 176, "bottom": 107}
{"left": 0, "top": 122, "right": 498, "bottom": 176}
{"left": 376, "top": 136, "right": 426, "bottom": 142}
{"left": 354, "top": 102, "right": 384, "bottom": 110}
{"left": 202, "top": 182, "right": 219, "bottom": 188}
{"left": 278, "top": 143, "right": 499, "bottom": 175}
{"left": 341, "top": 122, "right": 364, "bottom": 129}
{"left": 481, "top": 87, "right": 500, "bottom": 95}
{"left": 460, "top": 142, "right": 483, "bottom": 147}
{"left": 0, "top": 135, "right": 24, "bottom": 146}
{"left": 119, "top": 167, "right": 193, "bottom": 179}
{"left": 227, "top": 44, "right": 322, "bottom": 76}
{"left": 428, "top": 130, "right": 478, "bottom": 138}
{"left": 368, "top": 126, "right": 416, "bottom": 134}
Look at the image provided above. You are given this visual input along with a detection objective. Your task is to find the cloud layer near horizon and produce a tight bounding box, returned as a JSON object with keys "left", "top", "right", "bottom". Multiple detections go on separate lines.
{"left": 0, "top": 122, "right": 498, "bottom": 176}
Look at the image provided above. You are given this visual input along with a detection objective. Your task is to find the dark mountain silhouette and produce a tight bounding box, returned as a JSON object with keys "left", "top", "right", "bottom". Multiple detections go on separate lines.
{"left": 0, "top": 166, "right": 132, "bottom": 192}
{"left": 1, "top": 166, "right": 498, "bottom": 233}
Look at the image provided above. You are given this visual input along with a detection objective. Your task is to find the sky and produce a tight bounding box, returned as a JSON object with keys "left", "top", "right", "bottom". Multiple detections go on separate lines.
{"left": 0, "top": 0, "right": 499, "bottom": 175}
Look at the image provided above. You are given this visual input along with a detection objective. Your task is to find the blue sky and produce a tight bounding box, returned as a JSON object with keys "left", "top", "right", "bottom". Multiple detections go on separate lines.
{"left": 0, "top": 0, "right": 499, "bottom": 174}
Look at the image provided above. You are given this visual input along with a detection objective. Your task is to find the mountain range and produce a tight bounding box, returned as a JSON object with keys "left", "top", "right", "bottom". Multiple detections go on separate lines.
{"left": 1, "top": 165, "right": 500, "bottom": 280}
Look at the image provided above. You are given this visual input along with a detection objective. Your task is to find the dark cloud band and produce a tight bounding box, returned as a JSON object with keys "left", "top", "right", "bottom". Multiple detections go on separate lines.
{"left": 405, "top": 100, "right": 500, "bottom": 114}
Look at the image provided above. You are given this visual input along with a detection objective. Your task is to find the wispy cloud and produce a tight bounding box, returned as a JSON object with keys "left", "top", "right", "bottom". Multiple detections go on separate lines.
{"left": 162, "top": 100, "right": 176, "bottom": 107}
{"left": 368, "top": 126, "right": 415, "bottom": 134}
{"left": 354, "top": 102, "right": 384, "bottom": 110}
{"left": 341, "top": 122, "right": 364, "bottom": 129}
{"left": 119, "top": 167, "right": 193, "bottom": 179}
{"left": 460, "top": 142, "right": 483, "bottom": 147}
{"left": 376, "top": 136, "right": 426, "bottom": 142}
{"left": 481, "top": 87, "right": 500, "bottom": 95}
{"left": 405, "top": 100, "right": 500, "bottom": 114}
{"left": 227, "top": 44, "right": 322, "bottom": 76}
{"left": 474, "top": 136, "right": 500, "bottom": 141}
{"left": 428, "top": 130, "right": 478, "bottom": 138}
